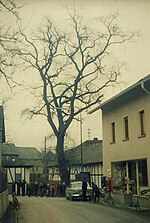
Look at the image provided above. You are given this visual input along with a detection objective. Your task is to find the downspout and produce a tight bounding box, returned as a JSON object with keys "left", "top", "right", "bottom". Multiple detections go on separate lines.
{"left": 141, "top": 81, "right": 150, "bottom": 94}
{"left": 139, "top": 81, "right": 149, "bottom": 196}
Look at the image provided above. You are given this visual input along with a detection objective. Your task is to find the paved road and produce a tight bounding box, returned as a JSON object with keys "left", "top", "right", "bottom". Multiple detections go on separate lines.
{"left": 17, "top": 196, "right": 149, "bottom": 223}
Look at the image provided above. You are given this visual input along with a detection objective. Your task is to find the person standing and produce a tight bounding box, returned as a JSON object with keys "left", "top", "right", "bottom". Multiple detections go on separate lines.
{"left": 42, "top": 182, "right": 47, "bottom": 197}
{"left": 39, "top": 182, "right": 43, "bottom": 197}
{"left": 34, "top": 182, "right": 38, "bottom": 196}
{"left": 17, "top": 180, "right": 21, "bottom": 196}
{"left": 47, "top": 183, "right": 51, "bottom": 197}
{"left": 27, "top": 182, "right": 31, "bottom": 197}
{"left": 62, "top": 182, "right": 66, "bottom": 197}
{"left": 60, "top": 182, "right": 66, "bottom": 197}
{"left": 21, "top": 179, "right": 26, "bottom": 196}
{"left": 82, "top": 178, "right": 87, "bottom": 201}
{"left": 91, "top": 182, "right": 100, "bottom": 203}
{"left": 56, "top": 183, "right": 60, "bottom": 197}
{"left": 50, "top": 184, "right": 55, "bottom": 197}
{"left": 12, "top": 181, "right": 16, "bottom": 195}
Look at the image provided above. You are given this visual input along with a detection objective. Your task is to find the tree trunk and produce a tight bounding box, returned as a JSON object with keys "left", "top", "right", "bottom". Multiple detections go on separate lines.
{"left": 56, "top": 133, "right": 70, "bottom": 186}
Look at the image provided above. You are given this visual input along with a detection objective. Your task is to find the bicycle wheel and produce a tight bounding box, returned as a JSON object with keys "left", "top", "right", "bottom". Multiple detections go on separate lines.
{"left": 108, "top": 197, "right": 114, "bottom": 205}
{"left": 99, "top": 194, "right": 106, "bottom": 204}
{"left": 108, "top": 195, "right": 114, "bottom": 205}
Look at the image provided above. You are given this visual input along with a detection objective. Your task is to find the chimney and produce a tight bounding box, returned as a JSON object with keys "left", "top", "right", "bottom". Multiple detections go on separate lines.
{"left": 93, "top": 137, "right": 98, "bottom": 141}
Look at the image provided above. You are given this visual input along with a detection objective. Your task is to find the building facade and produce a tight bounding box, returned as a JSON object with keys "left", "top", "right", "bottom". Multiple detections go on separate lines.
{"left": 100, "top": 74, "right": 150, "bottom": 195}
{"left": 67, "top": 138, "right": 103, "bottom": 187}
{"left": 0, "top": 106, "right": 8, "bottom": 219}
{"left": 1, "top": 143, "right": 43, "bottom": 194}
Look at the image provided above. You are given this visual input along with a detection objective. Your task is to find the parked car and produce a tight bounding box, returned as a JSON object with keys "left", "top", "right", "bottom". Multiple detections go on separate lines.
{"left": 66, "top": 181, "right": 92, "bottom": 201}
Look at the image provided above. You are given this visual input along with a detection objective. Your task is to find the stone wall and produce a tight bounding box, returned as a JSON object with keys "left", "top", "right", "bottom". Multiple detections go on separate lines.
{"left": 114, "top": 193, "right": 132, "bottom": 207}
{"left": 132, "top": 195, "right": 150, "bottom": 210}
{"left": 114, "top": 193, "right": 150, "bottom": 210}
{"left": 0, "top": 190, "right": 9, "bottom": 219}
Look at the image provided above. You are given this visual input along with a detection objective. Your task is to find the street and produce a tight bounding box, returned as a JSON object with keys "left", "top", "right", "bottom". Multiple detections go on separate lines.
{"left": 16, "top": 197, "right": 149, "bottom": 223}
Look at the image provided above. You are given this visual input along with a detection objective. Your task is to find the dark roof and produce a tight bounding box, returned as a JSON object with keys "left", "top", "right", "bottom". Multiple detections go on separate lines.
{"left": 88, "top": 74, "right": 150, "bottom": 113}
{"left": 66, "top": 139, "right": 102, "bottom": 165}
{"left": 45, "top": 151, "right": 57, "bottom": 163}
{"left": 45, "top": 139, "right": 103, "bottom": 167}
{"left": 1, "top": 143, "right": 42, "bottom": 160}
{"left": 100, "top": 74, "right": 150, "bottom": 111}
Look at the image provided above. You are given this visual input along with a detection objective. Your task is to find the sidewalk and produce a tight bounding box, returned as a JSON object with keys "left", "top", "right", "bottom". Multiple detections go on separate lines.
{"left": 0, "top": 203, "right": 17, "bottom": 223}
{"left": 102, "top": 202, "right": 150, "bottom": 221}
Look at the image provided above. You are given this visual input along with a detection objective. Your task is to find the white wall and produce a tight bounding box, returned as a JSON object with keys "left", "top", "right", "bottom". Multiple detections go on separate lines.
{"left": 102, "top": 93, "right": 150, "bottom": 188}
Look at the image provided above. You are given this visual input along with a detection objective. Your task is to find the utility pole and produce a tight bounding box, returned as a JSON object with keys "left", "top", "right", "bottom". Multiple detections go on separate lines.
{"left": 44, "top": 136, "right": 47, "bottom": 156}
{"left": 80, "top": 112, "right": 83, "bottom": 172}
{"left": 43, "top": 136, "right": 48, "bottom": 182}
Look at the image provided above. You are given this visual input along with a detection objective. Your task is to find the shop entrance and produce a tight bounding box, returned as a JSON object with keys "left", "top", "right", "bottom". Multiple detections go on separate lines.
{"left": 112, "top": 159, "right": 148, "bottom": 195}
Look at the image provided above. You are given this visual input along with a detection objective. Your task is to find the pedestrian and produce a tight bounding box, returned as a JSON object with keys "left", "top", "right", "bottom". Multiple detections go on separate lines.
{"left": 60, "top": 182, "right": 66, "bottom": 197}
{"left": 82, "top": 178, "right": 87, "bottom": 201}
{"left": 39, "top": 182, "right": 43, "bottom": 197}
{"left": 62, "top": 182, "right": 66, "bottom": 197}
{"left": 42, "top": 182, "right": 47, "bottom": 197}
{"left": 27, "top": 182, "right": 31, "bottom": 197}
{"left": 17, "top": 180, "right": 21, "bottom": 196}
{"left": 47, "top": 183, "right": 51, "bottom": 197}
{"left": 91, "top": 182, "right": 100, "bottom": 203}
{"left": 21, "top": 179, "right": 26, "bottom": 196}
{"left": 50, "top": 184, "right": 55, "bottom": 197}
{"left": 12, "top": 181, "right": 16, "bottom": 195}
{"left": 34, "top": 182, "right": 38, "bottom": 196}
{"left": 56, "top": 183, "right": 60, "bottom": 197}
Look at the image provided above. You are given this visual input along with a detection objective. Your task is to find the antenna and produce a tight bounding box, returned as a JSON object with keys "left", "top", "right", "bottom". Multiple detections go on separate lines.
{"left": 87, "top": 128, "right": 91, "bottom": 141}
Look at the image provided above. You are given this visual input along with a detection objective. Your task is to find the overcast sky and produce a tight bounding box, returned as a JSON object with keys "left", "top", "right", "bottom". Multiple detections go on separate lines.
{"left": 2, "top": 0, "right": 150, "bottom": 150}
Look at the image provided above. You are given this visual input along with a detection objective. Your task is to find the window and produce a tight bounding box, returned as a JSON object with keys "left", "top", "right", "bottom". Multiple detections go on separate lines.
{"left": 112, "top": 161, "right": 129, "bottom": 193}
{"left": 123, "top": 116, "right": 129, "bottom": 140}
{"left": 111, "top": 122, "right": 115, "bottom": 143}
{"left": 138, "top": 160, "right": 148, "bottom": 186}
{"left": 139, "top": 110, "right": 145, "bottom": 136}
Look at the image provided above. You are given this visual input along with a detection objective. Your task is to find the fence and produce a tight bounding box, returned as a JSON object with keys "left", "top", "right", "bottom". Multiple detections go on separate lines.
{"left": 0, "top": 168, "right": 7, "bottom": 193}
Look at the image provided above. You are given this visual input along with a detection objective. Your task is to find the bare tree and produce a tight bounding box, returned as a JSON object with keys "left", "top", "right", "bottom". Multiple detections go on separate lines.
{"left": 0, "top": 0, "right": 21, "bottom": 17}
{"left": 11, "top": 11, "right": 138, "bottom": 185}
{"left": 0, "top": 0, "right": 22, "bottom": 88}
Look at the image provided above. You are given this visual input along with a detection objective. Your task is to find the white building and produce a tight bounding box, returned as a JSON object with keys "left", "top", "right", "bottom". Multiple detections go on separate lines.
{"left": 89, "top": 74, "right": 150, "bottom": 208}
{"left": 100, "top": 74, "right": 150, "bottom": 195}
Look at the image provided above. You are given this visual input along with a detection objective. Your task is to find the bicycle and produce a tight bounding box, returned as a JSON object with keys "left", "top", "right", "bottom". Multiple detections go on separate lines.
{"left": 12, "top": 193, "right": 20, "bottom": 210}
{"left": 99, "top": 187, "right": 114, "bottom": 205}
